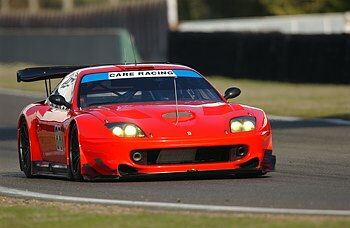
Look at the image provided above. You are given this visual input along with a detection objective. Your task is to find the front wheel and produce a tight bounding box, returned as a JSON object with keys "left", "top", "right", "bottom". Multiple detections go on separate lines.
{"left": 18, "top": 120, "right": 33, "bottom": 178}
{"left": 68, "top": 124, "right": 83, "bottom": 181}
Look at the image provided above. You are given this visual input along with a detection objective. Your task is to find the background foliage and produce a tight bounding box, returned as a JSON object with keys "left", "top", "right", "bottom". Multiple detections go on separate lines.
{"left": 5, "top": 0, "right": 350, "bottom": 19}
{"left": 178, "top": 0, "right": 350, "bottom": 20}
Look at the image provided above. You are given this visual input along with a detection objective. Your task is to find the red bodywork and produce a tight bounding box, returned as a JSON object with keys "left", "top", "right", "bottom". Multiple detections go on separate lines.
{"left": 18, "top": 64, "right": 274, "bottom": 179}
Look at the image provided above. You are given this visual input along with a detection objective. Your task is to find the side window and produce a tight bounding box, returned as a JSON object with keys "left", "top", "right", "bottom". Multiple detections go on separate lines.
{"left": 50, "top": 72, "right": 77, "bottom": 108}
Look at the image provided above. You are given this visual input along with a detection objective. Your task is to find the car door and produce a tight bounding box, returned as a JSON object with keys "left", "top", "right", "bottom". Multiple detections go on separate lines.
{"left": 36, "top": 73, "right": 77, "bottom": 163}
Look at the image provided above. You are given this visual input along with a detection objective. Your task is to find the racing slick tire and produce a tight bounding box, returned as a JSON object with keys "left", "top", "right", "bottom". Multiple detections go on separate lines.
{"left": 68, "top": 124, "right": 83, "bottom": 181}
{"left": 18, "top": 120, "right": 33, "bottom": 178}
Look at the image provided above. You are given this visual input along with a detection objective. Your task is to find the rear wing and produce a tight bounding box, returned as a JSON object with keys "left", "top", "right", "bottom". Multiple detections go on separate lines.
{"left": 17, "top": 65, "right": 89, "bottom": 96}
{"left": 16, "top": 66, "right": 89, "bottom": 82}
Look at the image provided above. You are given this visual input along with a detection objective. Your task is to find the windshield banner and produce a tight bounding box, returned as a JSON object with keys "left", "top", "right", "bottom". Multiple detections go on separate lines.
{"left": 81, "top": 70, "right": 201, "bottom": 83}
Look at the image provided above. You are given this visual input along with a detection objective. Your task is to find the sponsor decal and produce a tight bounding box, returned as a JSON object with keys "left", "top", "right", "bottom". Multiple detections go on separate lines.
{"left": 54, "top": 125, "right": 64, "bottom": 151}
{"left": 108, "top": 70, "right": 175, "bottom": 79}
{"left": 81, "top": 70, "right": 201, "bottom": 83}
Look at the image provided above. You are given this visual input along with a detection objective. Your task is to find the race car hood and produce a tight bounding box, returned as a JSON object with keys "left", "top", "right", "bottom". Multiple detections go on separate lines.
{"left": 84, "top": 102, "right": 254, "bottom": 139}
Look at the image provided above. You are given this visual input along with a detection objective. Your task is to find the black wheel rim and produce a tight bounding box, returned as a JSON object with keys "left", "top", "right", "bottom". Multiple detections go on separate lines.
{"left": 70, "top": 127, "right": 80, "bottom": 174}
{"left": 19, "top": 122, "right": 30, "bottom": 170}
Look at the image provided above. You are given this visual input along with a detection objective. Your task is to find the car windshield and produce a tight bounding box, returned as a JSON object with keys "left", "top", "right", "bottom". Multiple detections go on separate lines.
{"left": 79, "top": 75, "right": 222, "bottom": 108}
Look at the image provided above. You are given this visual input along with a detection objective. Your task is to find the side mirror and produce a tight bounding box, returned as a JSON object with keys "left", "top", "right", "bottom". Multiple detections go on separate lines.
{"left": 224, "top": 87, "right": 241, "bottom": 100}
{"left": 49, "top": 94, "right": 71, "bottom": 109}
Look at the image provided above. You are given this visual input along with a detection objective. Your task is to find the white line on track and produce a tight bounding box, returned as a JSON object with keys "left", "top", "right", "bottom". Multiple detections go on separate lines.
{"left": 0, "top": 186, "right": 349, "bottom": 216}
{"left": 268, "top": 115, "right": 303, "bottom": 122}
{"left": 268, "top": 115, "right": 350, "bottom": 126}
{"left": 315, "top": 118, "right": 350, "bottom": 126}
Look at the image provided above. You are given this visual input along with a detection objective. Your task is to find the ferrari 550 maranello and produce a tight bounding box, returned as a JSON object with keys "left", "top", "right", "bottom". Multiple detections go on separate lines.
{"left": 16, "top": 63, "right": 276, "bottom": 181}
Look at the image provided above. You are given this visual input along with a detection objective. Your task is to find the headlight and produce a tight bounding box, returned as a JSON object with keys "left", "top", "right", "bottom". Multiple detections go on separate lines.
{"left": 106, "top": 123, "right": 145, "bottom": 137}
{"left": 230, "top": 117, "right": 256, "bottom": 132}
{"left": 112, "top": 126, "right": 124, "bottom": 137}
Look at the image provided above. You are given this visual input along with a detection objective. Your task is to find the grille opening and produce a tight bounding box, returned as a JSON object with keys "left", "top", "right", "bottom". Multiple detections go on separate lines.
{"left": 195, "top": 147, "right": 230, "bottom": 162}
{"left": 147, "top": 150, "right": 159, "bottom": 164}
{"left": 131, "top": 145, "right": 248, "bottom": 165}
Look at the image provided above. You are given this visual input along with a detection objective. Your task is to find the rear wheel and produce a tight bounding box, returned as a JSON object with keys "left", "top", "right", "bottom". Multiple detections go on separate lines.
{"left": 68, "top": 124, "right": 83, "bottom": 181}
{"left": 18, "top": 120, "right": 33, "bottom": 178}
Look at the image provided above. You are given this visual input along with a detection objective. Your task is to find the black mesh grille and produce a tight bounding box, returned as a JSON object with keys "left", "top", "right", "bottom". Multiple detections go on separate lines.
{"left": 131, "top": 145, "right": 248, "bottom": 165}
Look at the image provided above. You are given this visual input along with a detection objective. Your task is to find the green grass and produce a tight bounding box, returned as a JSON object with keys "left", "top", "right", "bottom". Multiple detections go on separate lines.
{"left": 207, "top": 76, "right": 350, "bottom": 119}
{"left": 1, "top": 203, "right": 349, "bottom": 228}
{"left": 0, "top": 63, "right": 60, "bottom": 93}
{"left": 0, "top": 64, "right": 349, "bottom": 119}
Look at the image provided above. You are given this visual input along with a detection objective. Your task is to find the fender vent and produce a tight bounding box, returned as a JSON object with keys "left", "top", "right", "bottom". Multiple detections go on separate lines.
{"left": 118, "top": 164, "right": 138, "bottom": 176}
{"left": 239, "top": 158, "right": 259, "bottom": 169}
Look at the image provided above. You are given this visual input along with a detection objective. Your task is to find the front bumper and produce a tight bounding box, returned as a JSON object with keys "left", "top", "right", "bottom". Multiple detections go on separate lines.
{"left": 79, "top": 131, "right": 274, "bottom": 178}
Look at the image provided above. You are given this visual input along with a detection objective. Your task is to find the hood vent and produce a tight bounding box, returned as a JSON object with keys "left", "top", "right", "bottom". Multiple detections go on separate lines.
{"left": 162, "top": 111, "right": 194, "bottom": 123}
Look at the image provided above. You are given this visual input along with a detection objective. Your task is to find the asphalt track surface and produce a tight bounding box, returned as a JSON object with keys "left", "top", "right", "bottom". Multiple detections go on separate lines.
{"left": 0, "top": 91, "right": 349, "bottom": 211}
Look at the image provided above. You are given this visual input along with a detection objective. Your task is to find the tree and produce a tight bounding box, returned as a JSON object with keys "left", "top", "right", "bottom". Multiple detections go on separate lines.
{"left": 178, "top": 0, "right": 350, "bottom": 21}
{"left": 260, "top": 0, "right": 350, "bottom": 15}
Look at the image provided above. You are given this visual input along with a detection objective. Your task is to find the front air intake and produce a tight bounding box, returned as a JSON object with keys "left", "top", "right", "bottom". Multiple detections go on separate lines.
{"left": 131, "top": 145, "right": 249, "bottom": 165}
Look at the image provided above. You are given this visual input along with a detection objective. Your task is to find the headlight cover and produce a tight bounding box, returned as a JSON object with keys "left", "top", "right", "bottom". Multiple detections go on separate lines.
{"left": 105, "top": 123, "right": 145, "bottom": 137}
{"left": 230, "top": 117, "right": 256, "bottom": 133}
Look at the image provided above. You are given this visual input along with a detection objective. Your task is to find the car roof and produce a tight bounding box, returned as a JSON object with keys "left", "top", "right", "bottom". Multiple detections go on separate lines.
{"left": 76, "top": 63, "right": 197, "bottom": 77}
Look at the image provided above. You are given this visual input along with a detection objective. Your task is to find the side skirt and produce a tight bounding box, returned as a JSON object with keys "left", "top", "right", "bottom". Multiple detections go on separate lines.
{"left": 32, "top": 161, "right": 68, "bottom": 179}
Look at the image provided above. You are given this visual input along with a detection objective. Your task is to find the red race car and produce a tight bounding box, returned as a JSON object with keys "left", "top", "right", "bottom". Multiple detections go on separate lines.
{"left": 17, "top": 64, "right": 275, "bottom": 181}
